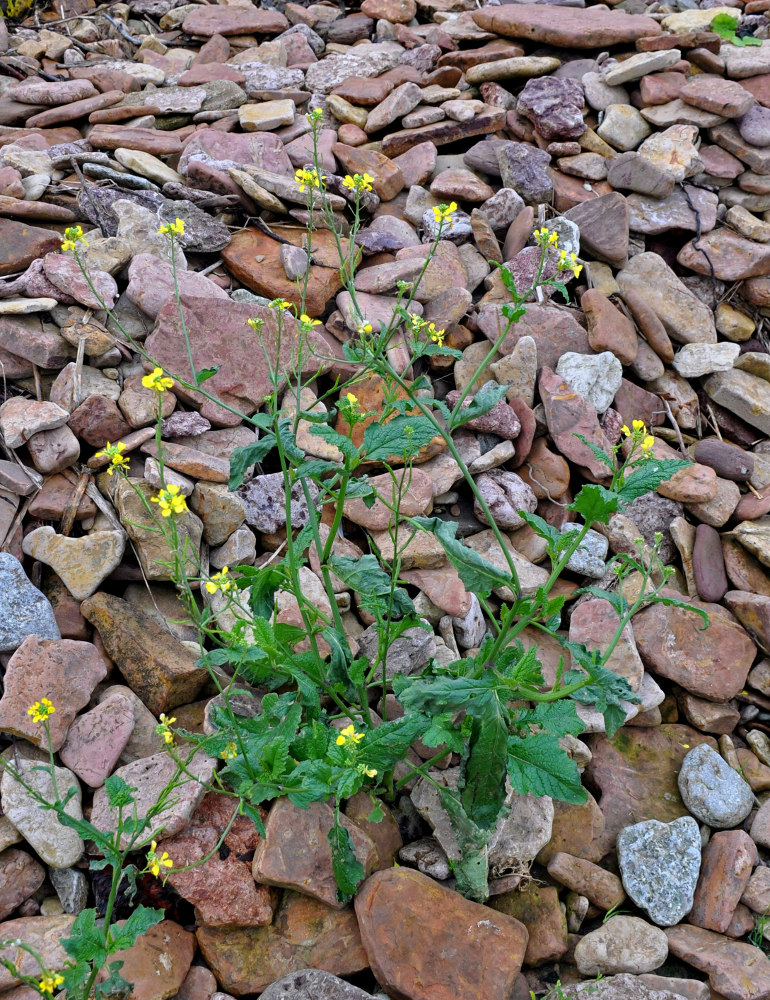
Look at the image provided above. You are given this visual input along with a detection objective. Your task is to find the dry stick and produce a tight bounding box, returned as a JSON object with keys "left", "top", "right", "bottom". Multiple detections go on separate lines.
{"left": 660, "top": 395, "right": 688, "bottom": 459}
{"left": 60, "top": 471, "right": 90, "bottom": 538}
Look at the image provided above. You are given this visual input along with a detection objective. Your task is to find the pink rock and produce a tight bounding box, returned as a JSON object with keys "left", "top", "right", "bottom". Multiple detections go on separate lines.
{"left": 0, "top": 636, "right": 108, "bottom": 752}
{"left": 164, "top": 793, "right": 274, "bottom": 927}
{"left": 0, "top": 849, "right": 45, "bottom": 921}
{"left": 445, "top": 390, "right": 522, "bottom": 440}
{"left": 42, "top": 254, "right": 117, "bottom": 309}
{"left": 58, "top": 693, "right": 135, "bottom": 788}
{"left": 688, "top": 830, "right": 758, "bottom": 934}
{"left": 539, "top": 366, "right": 616, "bottom": 480}
{"left": 10, "top": 79, "right": 97, "bottom": 106}
{"left": 666, "top": 924, "right": 770, "bottom": 1000}
{"left": 178, "top": 64, "right": 246, "bottom": 86}
{"left": 179, "top": 128, "right": 292, "bottom": 177}
{"left": 125, "top": 254, "right": 229, "bottom": 319}
{"left": 182, "top": 6, "right": 288, "bottom": 36}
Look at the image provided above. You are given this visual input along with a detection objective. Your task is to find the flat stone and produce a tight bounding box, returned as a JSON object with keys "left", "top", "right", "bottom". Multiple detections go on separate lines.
{"left": 472, "top": 6, "right": 661, "bottom": 48}
{"left": 665, "top": 924, "right": 770, "bottom": 1000}
{"left": 81, "top": 591, "right": 208, "bottom": 715}
{"left": 705, "top": 369, "right": 770, "bottom": 435}
{"left": 0, "top": 915, "right": 75, "bottom": 992}
{"left": 355, "top": 868, "right": 528, "bottom": 1000}
{"left": 183, "top": 6, "right": 288, "bottom": 36}
{"left": 689, "top": 830, "right": 758, "bottom": 934}
{"left": 0, "top": 848, "right": 45, "bottom": 921}
{"left": 575, "top": 916, "right": 669, "bottom": 976}
{"left": 0, "top": 552, "right": 60, "bottom": 653}
{"left": 59, "top": 694, "right": 135, "bottom": 788}
{"left": 617, "top": 252, "right": 716, "bottom": 344}
{"left": 22, "top": 526, "right": 125, "bottom": 601}
{"left": 0, "top": 636, "right": 107, "bottom": 752}
{"left": 539, "top": 366, "right": 615, "bottom": 480}
{"left": 617, "top": 817, "right": 702, "bottom": 927}
{"left": 197, "top": 893, "right": 368, "bottom": 996}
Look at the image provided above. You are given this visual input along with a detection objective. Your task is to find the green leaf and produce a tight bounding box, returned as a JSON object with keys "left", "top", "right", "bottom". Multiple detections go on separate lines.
{"left": 651, "top": 593, "right": 709, "bottom": 629}
{"left": 617, "top": 459, "right": 690, "bottom": 504}
{"left": 328, "top": 820, "right": 366, "bottom": 903}
{"left": 514, "top": 699, "right": 585, "bottom": 739}
{"left": 448, "top": 383, "right": 509, "bottom": 431}
{"left": 460, "top": 704, "right": 509, "bottom": 830}
{"left": 94, "top": 961, "right": 130, "bottom": 999}
{"left": 574, "top": 433, "right": 614, "bottom": 472}
{"left": 309, "top": 423, "right": 357, "bottom": 462}
{"left": 711, "top": 11, "right": 739, "bottom": 36}
{"left": 195, "top": 365, "right": 220, "bottom": 385}
{"left": 578, "top": 585, "right": 626, "bottom": 617}
{"left": 63, "top": 909, "right": 108, "bottom": 966}
{"left": 518, "top": 511, "right": 561, "bottom": 552}
{"left": 734, "top": 32, "right": 762, "bottom": 46}
{"left": 368, "top": 805, "right": 384, "bottom": 823}
{"left": 107, "top": 906, "right": 164, "bottom": 954}
{"left": 569, "top": 483, "right": 619, "bottom": 525}
{"left": 421, "top": 712, "right": 465, "bottom": 754}
{"left": 411, "top": 517, "right": 510, "bottom": 599}
{"left": 361, "top": 414, "right": 438, "bottom": 463}
{"left": 104, "top": 775, "right": 135, "bottom": 810}
{"left": 229, "top": 436, "right": 276, "bottom": 489}
{"left": 507, "top": 731, "right": 586, "bottom": 803}
{"left": 277, "top": 417, "right": 305, "bottom": 465}
{"left": 330, "top": 554, "right": 414, "bottom": 619}
{"left": 359, "top": 714, "right": 429, "bottom": 772}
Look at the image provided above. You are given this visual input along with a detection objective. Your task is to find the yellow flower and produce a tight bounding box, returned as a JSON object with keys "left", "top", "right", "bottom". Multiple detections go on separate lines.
{"left": 151, "top": 484, "right": 188, "bottom": 517}
{"left": 641, "top": 435, "right": 655, "bottom": 453}
{"left": 27, "top": 698, "right": 55, "bottom": 724}
{"left": 60, "top": 225, "right": 89, "bottom": 253}
{"left": 342, "top": 172, "right": 374, "bottom": 194}
{"left": 572, "top": 262, "right": 583, "bottom": 279}
{"left": 345, "top": 392, "right": 359, "bottom": 409}
{"left": 206, "top": 567, "right": 233, "bottom": 595}
{"left": 38, "top": 973, "right": 64, "bottom": 994}
{"left": 94, "top": 440, "right": 129, "bottom": 475}
{"left": 157, "top": 217, "right": 185, "bottom": 237}
{"left": 357, "top": 321, "right": 373, "bottom": 335}
{"left": 336, "top": 723, "right": 365, "bottom": 746}
{"left": 299, "top": 314, "right": 322, "bottom": 332}
{"left": 363, "top": 766, "right": 378, "bottom": 778}
{"left": 427, "top": 322, "right": 445, "bottom": 348}
{"left": 534, "top": 227, "right": 559, "bottom": 249}
{"left": 141, "top": 367, "right": 174, "bottom": 393}
{"left": 220, "top": 741, "right": 238, "bottom": 760}
{"left": 409, "top": 314, "right": 427, "bottom": 334}
{"left": 157, "top": 713, "right": 177, "bottom": 746}
{"left": 306, "top": 107, "right": 323, "bottom": 124}
{"left": 632, "top": 419, "right": 645, "bottom": 432}
{"left": 146, "top": 840, "right": 173, "bottom": 879}
{"left": 269, "top": 298, "right": 293, "bottom": 312}
{"left": 295, "top": 168, "right": 323, "bottom": 193}
{"left": 248, "top": 317, "right": 264, "bottom": 333}
{"left": 432, "top": 202, "right": 457, "bottom": 228}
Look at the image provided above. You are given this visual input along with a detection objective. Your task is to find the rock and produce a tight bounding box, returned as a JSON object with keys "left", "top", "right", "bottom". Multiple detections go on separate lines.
{"left": 539, "top": 367, "right": 615, "bottom": 480}
{"left": 22, "top": 527, "right": 125, "bottom": 601}
{"left": 547, "top": 853, "right": 625, "bottom": 911}
{"left": 59, "top": 694, "right": 135, "bottom": 788}
{"left": 616, "top": 817, "right": 702, "bottom": 926}
{"left": 1, "top": 756, "right": 84, "bottom": 868}
{"left": 81, "top": 591, "right": 208, "bottom": 715}
{"left": 574, "top": 916, "right": 669, "bottom": 976}
{"left": 355, "top": 868, "right": 528, "bottom": 1000}
{"left": 473, "top": 470, "right": 536, "bottom": 529}
{"left": 490, "top": 883, "right": 568, "bottom": 966}
{"left": 0, "top": 636, "right": 107, "bottom": 752}
{"left": 253, "top": 799, "right": 376, "bottom": 909}
{"left": 688, "top": 830, "right": 758, "bottom": 934}
{"left": 472, "top": 6, "right": 661, "bottom": 49}
{"left": 197, "top": 892, "right": 368, "bottom": 996}
{"left": 91, "top": 751, "right": 215, "bottom": 849}
{"left": 562, "top": 975, "right": 706, "bottom": 1000}
{"left": 260, "top": 970, "right": 373, "bottom": 1000}
{"left": 517, "top": 76, "right": 585, "bottom": 140}
{"left": 0, "top": 915, "right": 74, "bottom": 992}
{"left": 98, "top": 920, "right": 194, "bottom": 1000}
{"left": 0, "top": 553, "right": 60, "bottom": 652}
{"left": 665, "top": 924, "right": 770, "bottom": 1000}
{"left": 0, "top": 848, "right": 45, "bottom": 921}
{"left": 617, "top": 253, "right": 716, "bottom": 344}
{"left": 557, "top": 351, "right": 623, "bottom": 415}
{"left": 678, "top": 744, "right": 754, "bottom": 829}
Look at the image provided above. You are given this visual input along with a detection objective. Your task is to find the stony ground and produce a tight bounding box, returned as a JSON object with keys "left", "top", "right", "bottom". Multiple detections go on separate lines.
{"left": 4, "top": 0, "right": 770, "bottom": 998}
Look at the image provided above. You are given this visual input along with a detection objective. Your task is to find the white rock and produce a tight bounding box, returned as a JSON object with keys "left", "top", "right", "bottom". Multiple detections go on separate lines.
{"left": 672, "top": 342, "right": 740, "bottom": 378}
{"left": 557, "top": 351, "right": 622, "bottom": 414}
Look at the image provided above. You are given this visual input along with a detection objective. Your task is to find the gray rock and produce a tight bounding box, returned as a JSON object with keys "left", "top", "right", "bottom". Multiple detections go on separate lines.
{"left": 496, "top": 141, "right": 552, "bottom": 205}
{"left": 574, "top": 916, "right": 669, "bottom": 976}
{"left": 678, "top": 743, "right": 754, "bottom": 829}
{"left": 238, "top": 472, "right": 319, "bottom": 534}
{"left": 260, "top": 970, "right": 373, "bottom": 1000}
{"left": 617, "top": 817, "right": 702, "bottom": 926}
{"left": 399, "top": 837, "right": 452, "bottom": 880}
{"left": 562, "top": 973, "right": 696, "bottom": 1000}
{"left": 557, "top": 351, "right": 622, "bottom": 414}
{"left": 474, "top": 470, "right": 537, "bottom": 530}
{"left": 452, "top": 593, "right": 486, "bottom": 649}
{"left": 561, "top": 523, "right": 609, "bottom": 578}
{"left": 358, "top": 625, "right": 435, "bottom": 680}
{"left": 49, "top": 866, "right": 89, "bottom": 914}
{"left": 0, "top": 552, "right": 60, "bottom": 652}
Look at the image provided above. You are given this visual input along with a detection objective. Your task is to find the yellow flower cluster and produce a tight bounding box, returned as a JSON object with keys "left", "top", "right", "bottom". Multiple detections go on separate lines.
{"left": 220, "top": 741, "right": 238, "bottom": 760}
{"left": 157, "top": 713, "right": 176, "bottom": 746}
{"left": 557, "top": 249, "right": 583, "bottom": 280}
{"left": 342, "top": 172, "right": 374, "bottom": 194}
{"left": 269, "top": 298, "right": 293, "bottom": 312}
{"left": 335, "top": 726, "right": 377, "bottom": 776}
{"left": 38, "top": 973, "right": 64, "bottom": 994}
{"left": 622, "top": 419, "right": 655, "bottom": 453}
{"left": 409, "top": 314, "right": 446, "bottom": 347}
{"left": 295, "top": 168, "right": 323, "bottom": 193}
{"left": 299, "top": 313, "right": 322, "bottom": 333}
{"left": 206, "top": 567, "right": 233, "bottom": 595}
{"left": 248, "top": 316, "right": 264, "bottom": 334}
{"left": 28, "top": 698, "right": 55, "bottom": 724}
{"left": 94, "top": 440, "right": 129, "bottom": 475}
{"left": 151, "top": 484, "right": 188, "bottom": 517}
{"left": 146, "top": 840, "right": 173, "bottom": 878}
{"left": 157, "top": 218, "right": 185, "bottom": 237}
{"left": 142, "top": 367, "right": 174, "bottom": 393}
{"left": 61, "top": 225, "right": 89, "bottom": 253}
{"left": 357, "top": 320, "right": 373, "bottom": 335}
{"left": 534, "top": 226, "right": 559, "bottom": 247}
{"left": 306, "top": 107, "right": 323, "bottom": 124}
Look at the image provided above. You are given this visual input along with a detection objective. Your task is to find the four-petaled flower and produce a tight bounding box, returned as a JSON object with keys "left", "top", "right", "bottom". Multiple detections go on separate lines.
{"left": 60, "top": 225, "right": 89, "bottom": 253}
{"left": 342, "top": 172, "right": 374, "bottom": 194}
{"left": 248, "top": 317, "right": 264, "bottom": 333}
{"left": 295, "top": 168, "right": 323, "bottom": 193}
{"left": 38, "top": 973, "right": 64, "bottom": 994}
{"left": 359, "top": 765, "right": 378, "bottom": 778}
{"left": 220, "top": 741, "right": 238, "bottom": 760}
{"left": 336, "top": 724, "right": 365, "bottom": 746}
{"left": 94, "top": 440, "right": 129, "bottom": 475}
{"left": 146, "top": 840, "right": 173, "bottom": 879}
{"left": 157, "top": 713, "right": 177, "bottom": 746}
{"left": 27, "top": 698, "right": 55, "bottom": 724}
{"left": 432, "top": 202, "right": 457, "bottom": 229}
{"left": 141, "top": 367, "right": 174, "bottom": 393}
{"left": 345, "top": 392, "right": 359, "bottom": 409}
{"left": 151, "top": 484, "right": 188, "bottom": 517}
{"left": 557, "top": 248, "right": 583, "bottom": 279}
{"left": 157, "top": 217, "right": 185, "bottom": 237}
{"left": 206, "top": 567, "right": 233, "bottom": 594}
{"left": 427, "top": 322, "right": 445, "bottom": 348}
{"left": 299, "top": 313, "right": 322, "bottom": 332}
{"left": 641, "top": 435, "right": 655, "bottom": 452}
{"left": 269, "top": 298, "right": 293, "bottom": 312}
